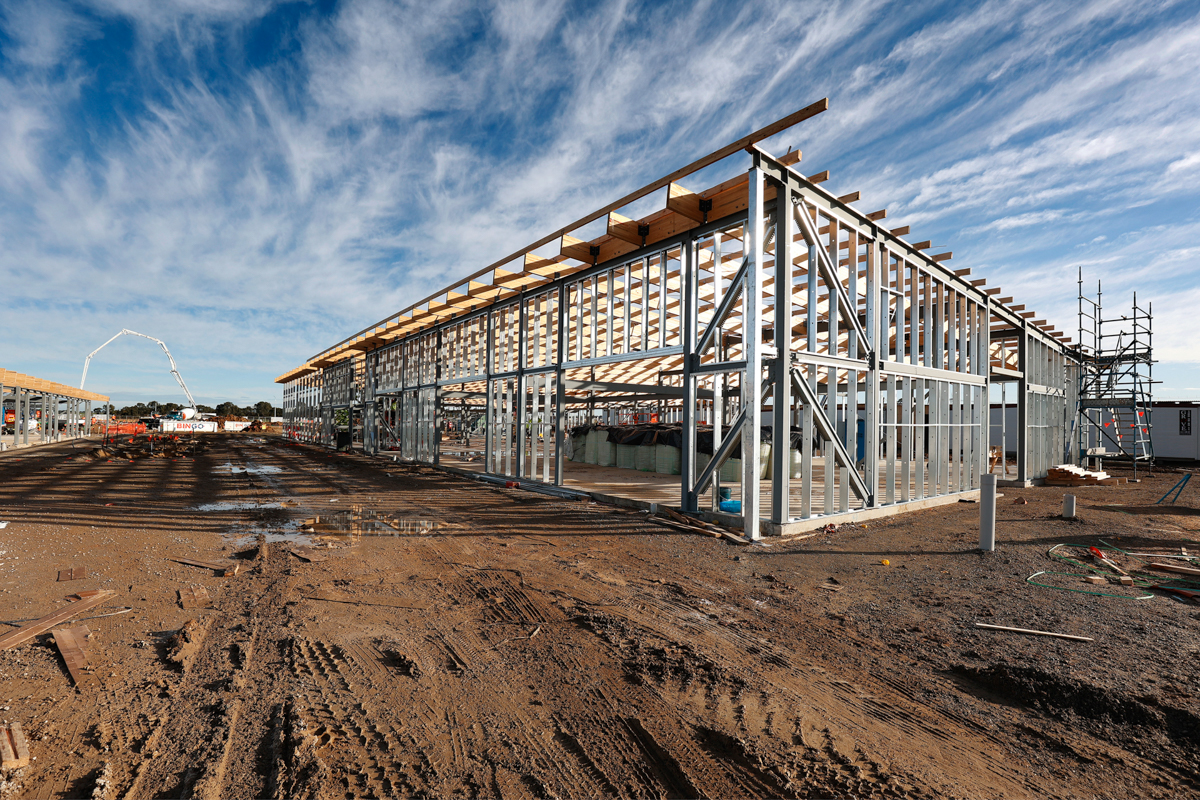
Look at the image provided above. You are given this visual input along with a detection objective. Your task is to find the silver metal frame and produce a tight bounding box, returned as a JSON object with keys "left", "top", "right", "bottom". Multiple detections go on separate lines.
{"left": 283, "top": 146, "right": 1085, "bottom": 538}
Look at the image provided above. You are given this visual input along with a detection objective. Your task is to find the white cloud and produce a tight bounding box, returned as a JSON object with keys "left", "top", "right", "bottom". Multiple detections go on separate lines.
{"left": 1167, "top": 152, "right": 1200, "bottom": 173}
{"left": 1, "top": 0, "right": 97, "bottom": 66}
{"left": 1, "top": 0, "right": 1199, "bottom": 404}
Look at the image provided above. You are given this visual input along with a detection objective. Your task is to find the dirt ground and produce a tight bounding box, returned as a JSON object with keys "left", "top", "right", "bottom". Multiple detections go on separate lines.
{"left": 0, "top": 434, "right": 1198, "bottom": 800}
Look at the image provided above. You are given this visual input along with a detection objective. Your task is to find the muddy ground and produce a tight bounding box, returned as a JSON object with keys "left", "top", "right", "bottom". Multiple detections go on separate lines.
{"left": 0, "top": 434, "right": 1197, "bottom": 800}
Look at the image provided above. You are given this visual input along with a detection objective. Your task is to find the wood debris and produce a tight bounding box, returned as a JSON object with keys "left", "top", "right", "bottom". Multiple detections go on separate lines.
{"left": 56, "top": 566, "right": 87, "bottom": 582}
{"left": 304, "top": 589, "right": 427, "bottom": 609}
{"left": 1045, "top": 465, "right": 1124, "bottom": 487}
{"left": 1, "top": 722, "right": 30, "bottom": 769}
{"left": 178, "top": 584, "right": 212, "bottom": 609}
{"left": 66, "top": 589, "right": 109, "bottom": 602}
{"left": 1147, "top": 562, "right": 1200, "bottom": 578}
{"left": 974, "top": 622, "right": 1093, "bottom": 642}
{"left": 290, "top": 546, "right": 328, "bottom": 563}
{"left": 51, "top": 625, "right": 96, "bottom": 689}
{"left": 656, "top": 507, "right": 749, "bottom": 545}
{"left": 170, "top": 557, "right": 240, "bottom": 577}
{"left": 1152, "top": 585, "right": 1200, "bottom": 603}
{"left": 0, "top": 590, "right": 117, "bottom": 651}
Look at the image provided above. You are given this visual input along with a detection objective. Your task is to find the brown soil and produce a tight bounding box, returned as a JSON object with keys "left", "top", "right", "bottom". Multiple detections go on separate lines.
{"left": 1, "top": 435, "right": 1198, "bottom": 799}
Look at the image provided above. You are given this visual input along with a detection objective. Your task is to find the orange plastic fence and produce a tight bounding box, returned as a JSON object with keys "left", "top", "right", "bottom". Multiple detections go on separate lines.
{"left": 106, "top": 423, "right": 146, "bottom": 435}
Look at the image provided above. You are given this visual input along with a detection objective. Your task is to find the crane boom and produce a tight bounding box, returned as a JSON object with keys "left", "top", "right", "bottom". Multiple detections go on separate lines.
{"left": 81, "top": 329, "right": 198, "bottom": 412}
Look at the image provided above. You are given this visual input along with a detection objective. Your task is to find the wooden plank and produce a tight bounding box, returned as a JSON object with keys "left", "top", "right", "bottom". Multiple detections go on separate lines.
{"left": 667, "top": 182, "right": 706, "bottom": 223}
{"left": 0, "top": 725, "right": 15, "bottom": 767}
{"left": 170, "top": 557, "right": 240, "bottom": 577}
{"left": 178, "top": 584, "right": 211, "bottom": 609}
{"left": 57, "top": 566, "right": 87, "bottom": 582}
{"left": 1, "top": 722, "right": 30, "bottom": 768}
{"left": 974, "top": 622, "right": 1093, "bottom": 642}
{"left": 1147, "top": 562, "right": 1200, "bottom": 577}
{"left": 0, "top": 591, "right": 116, "bottom": 651}
{"left": 51, "top": 625, "right": 95, "bottom": 688}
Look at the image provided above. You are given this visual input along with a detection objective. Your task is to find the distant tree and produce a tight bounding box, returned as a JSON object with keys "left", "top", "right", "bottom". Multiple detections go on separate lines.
{"left": 254, "top": 401, "right": 274, "bottom": 418}
{"left": 197, "top": 404, "right": 215, "bottom": 413}
{"left": 117, "top": 403, "right": 150, "bottom": 418}
{"left": 215, "top": 401, "right": 239, "bottom": 417}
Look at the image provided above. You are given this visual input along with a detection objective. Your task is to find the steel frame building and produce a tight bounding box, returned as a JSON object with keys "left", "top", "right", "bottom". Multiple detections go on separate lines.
{"left": 278, "top": 100, "right": 1079, "bottom": 539}
{"left": 1, "top": 369, "right": 107, "bottom": 450}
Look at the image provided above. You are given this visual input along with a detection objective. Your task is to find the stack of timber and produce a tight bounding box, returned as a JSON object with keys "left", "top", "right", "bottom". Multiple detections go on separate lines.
{"left": 1045, "top": 465, "right": 1125, "bottom": 487}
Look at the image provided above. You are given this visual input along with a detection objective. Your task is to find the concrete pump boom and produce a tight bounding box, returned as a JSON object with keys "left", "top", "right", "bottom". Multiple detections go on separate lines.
{"left": 81, "top": 329, "right": 198, "bottom": 412}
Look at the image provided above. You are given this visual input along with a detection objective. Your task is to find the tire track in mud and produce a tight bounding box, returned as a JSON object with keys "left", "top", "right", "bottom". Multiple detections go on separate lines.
{"left": 238, "top": 441, "right": 1038, "bottom": 799}
{"left": 79, "top": 555, "right": 294, "bottom": 799}
{"left": 289, "top": 636, "right": 420, "bottom": 798}
{"left": 569, "top": 585, "right": 1036, "bottom": 798}
{"left": 271, "top": 444, "right": 803, "bottom": 799}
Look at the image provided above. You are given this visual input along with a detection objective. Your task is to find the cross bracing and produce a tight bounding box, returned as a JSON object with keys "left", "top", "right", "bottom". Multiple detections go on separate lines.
{"left": 279, "top": 100, "right": 1081, "bottom": 538}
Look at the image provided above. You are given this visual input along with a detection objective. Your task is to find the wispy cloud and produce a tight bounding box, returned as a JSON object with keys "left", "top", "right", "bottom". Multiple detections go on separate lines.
{"left": 0, "top": 0, "right": 1197, "bottom": 406}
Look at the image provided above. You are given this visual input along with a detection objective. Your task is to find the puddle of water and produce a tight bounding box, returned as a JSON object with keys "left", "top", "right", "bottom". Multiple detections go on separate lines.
{"left": 303, "top": 509, "right": 440, "bottom": 536}
{"left": 194, "top": 500, "right": 279, "bottom": 512}
{"left": 223, "top": 518, "right": 315, "bottom": 545}
{"left": 218, "top": 461, "right": 283, "bottom": 475}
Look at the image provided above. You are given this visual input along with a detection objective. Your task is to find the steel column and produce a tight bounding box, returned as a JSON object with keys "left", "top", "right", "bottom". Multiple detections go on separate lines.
{"left": 681, "top": 238, "right": 699, "bottom": 513}
{"left": 771, "top": 181, "right": 793, "bottom": 524}
{"left": 742, "top": 163, "right": 766, "bottom": 538}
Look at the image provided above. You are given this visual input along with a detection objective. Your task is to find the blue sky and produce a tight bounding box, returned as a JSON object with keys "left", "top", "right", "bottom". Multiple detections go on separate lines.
{"left": 0, "top": 0, "right": 1197, "bottom": 408}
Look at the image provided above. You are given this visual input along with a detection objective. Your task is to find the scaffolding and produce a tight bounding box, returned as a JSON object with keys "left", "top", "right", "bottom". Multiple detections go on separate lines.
{"left": 1076, "top": 268, "right": 1155, "bottom": 476}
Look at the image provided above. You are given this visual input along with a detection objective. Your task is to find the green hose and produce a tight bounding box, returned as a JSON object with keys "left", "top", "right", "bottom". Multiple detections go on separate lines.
{"left": 1097, "top": 539, "right": 1200, "bottom": 588}
{"left": 1033, "top": 542, "right": 1200, "bottom": 599}
{"left": 1026, "top": 569, "right": 1155, "bottom": 599}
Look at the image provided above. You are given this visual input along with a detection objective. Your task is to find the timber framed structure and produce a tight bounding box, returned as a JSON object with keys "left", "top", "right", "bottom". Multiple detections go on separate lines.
{"left": 278, "top": 100, "right": 1080, "bottom": 538}
{"left": 1, "top": 369, "right": 106, "bottom": 450}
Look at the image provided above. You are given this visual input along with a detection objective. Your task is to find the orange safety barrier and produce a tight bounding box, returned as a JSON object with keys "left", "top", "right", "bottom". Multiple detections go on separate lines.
{"left": 106, "top": 423, "right": 147, "bottom": 435}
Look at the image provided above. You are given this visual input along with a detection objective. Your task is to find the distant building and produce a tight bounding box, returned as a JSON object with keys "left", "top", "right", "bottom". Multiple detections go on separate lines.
{"left": 1149, "top": 401, "right": 1200, "bottom": 462}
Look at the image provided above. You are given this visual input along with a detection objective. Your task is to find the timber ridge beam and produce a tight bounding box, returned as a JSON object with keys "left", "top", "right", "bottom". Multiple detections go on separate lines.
{"left": 293, "top": 98, "right": 833, "bottom": 374}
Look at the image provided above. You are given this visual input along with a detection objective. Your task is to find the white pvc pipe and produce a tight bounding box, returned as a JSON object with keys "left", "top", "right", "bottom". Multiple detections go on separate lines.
{"left": 1063, "top": 494, "right": 1076, "bottom": 519}
{"left": 979, "top": 473, "right": 997, "bottom": 551}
